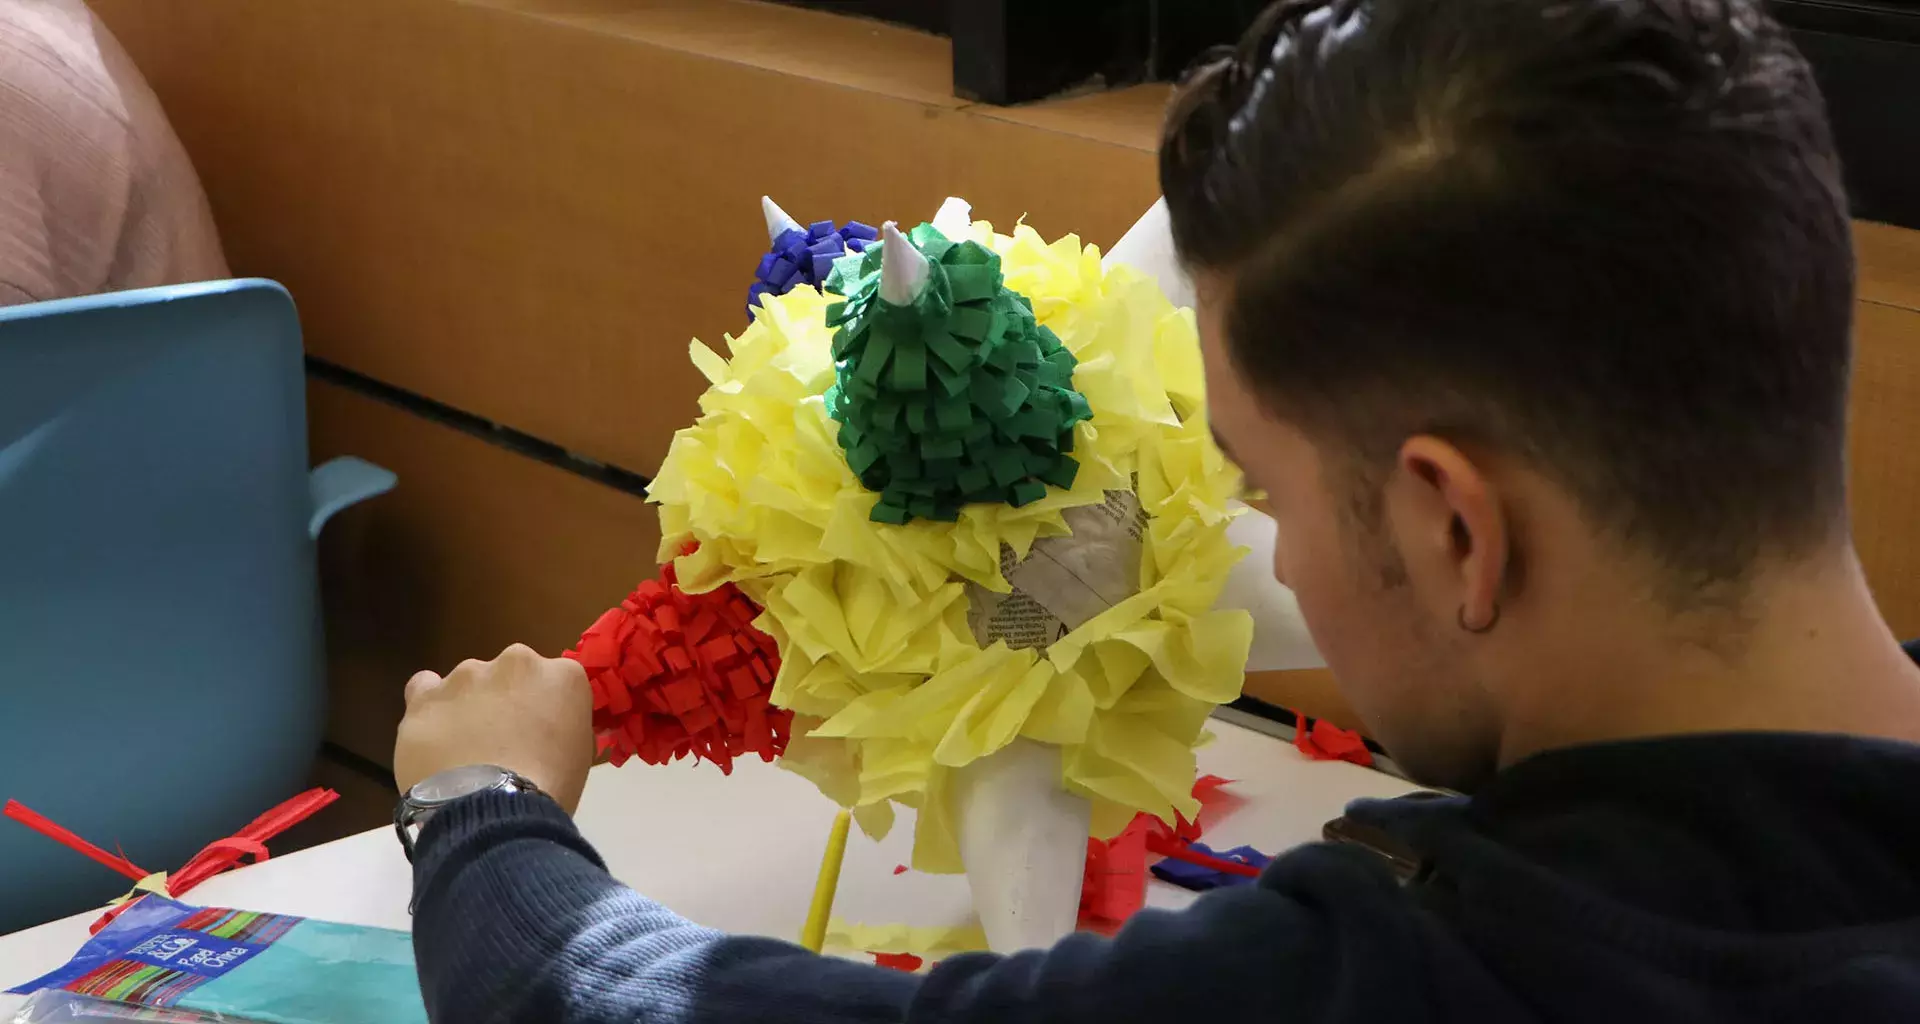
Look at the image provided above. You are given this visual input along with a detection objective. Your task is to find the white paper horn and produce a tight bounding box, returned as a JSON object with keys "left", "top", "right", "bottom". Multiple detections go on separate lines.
{"left": 1100, "top": 197, "right": 1196, "bottom": 312}
{"left": 931, "top": 196, "right": 973, "bottom": 238}
{"left": 954, "top": 739, "right": 1090, "bottom": 953}
{"left": 762, "top": 195, "right": 804, "bottom": 245}
{"left": 878, "top": 222, "right": 932, "bottom": 306}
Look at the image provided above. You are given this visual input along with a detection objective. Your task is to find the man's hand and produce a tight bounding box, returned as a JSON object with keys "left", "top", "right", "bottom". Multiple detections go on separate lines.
{"left": 394, "top": 644, "right": 595, "bottom": 815}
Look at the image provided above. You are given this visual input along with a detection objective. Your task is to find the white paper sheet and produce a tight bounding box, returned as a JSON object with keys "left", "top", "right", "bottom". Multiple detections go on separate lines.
{"left": 1220, "top": 500, "right": 1325, "bottom": 671}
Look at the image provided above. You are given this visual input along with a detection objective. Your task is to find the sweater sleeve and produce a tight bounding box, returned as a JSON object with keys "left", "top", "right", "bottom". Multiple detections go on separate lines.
{"left": 411, "top": 790, "right": 921, "bottom": 1024}
{"left": 413, "top": 792, "right": 1430, "bottom": 1024}
{"left": 907, "top": 843, "right": 1433, "bottom": 1024}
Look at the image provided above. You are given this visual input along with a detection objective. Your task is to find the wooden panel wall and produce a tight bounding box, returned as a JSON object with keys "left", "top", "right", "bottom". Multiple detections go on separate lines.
{"left": 90, "top": 0, "right": 1164, "bottom": 477}
{"left": 1851, "top": 276, "right": 1920, "bottom": 641}
{"left": 307, "top": 381, "right": 661, "bottom": 763}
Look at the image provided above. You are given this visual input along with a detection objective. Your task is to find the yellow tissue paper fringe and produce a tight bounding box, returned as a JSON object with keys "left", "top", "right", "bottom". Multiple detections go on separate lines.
{"left": 648, "top": 222, "right": 1251, "bottom": 872}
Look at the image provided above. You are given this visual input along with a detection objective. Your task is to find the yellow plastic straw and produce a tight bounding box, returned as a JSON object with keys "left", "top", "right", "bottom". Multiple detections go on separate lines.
{"left": 800, "top": 810, "right": 854, "bottom": 953}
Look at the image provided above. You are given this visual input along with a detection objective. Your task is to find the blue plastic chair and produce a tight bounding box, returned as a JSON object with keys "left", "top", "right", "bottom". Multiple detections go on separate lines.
{"left": 0, "top": 280, "right": 394, "bottom": 932}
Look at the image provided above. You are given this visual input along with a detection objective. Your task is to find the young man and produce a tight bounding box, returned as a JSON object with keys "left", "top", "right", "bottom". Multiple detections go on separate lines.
{"left": 393, "top": 0, "right": 1920, "bottom": 1019}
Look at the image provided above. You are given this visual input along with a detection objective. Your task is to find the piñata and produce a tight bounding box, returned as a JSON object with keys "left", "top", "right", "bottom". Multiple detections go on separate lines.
{"left": 624, "top": 196, "right": 1253, "bottom": 872}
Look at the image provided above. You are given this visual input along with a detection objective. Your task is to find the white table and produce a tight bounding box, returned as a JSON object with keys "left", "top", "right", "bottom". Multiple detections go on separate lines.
{"left": 0, "top": 721, "right": 1418, "bottom": 1010}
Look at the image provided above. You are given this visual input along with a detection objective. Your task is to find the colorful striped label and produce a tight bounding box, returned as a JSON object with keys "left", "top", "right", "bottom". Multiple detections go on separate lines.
{"left": 177, "top": 906, "right": 300, "bottom": 946}
{"left": 66, "top": 958, "right": 203, "bottom": 1007}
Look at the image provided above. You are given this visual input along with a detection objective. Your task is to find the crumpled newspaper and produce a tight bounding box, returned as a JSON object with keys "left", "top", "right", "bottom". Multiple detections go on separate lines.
{"left": 967, "top": 489, "right": 1147, "bottom": 650}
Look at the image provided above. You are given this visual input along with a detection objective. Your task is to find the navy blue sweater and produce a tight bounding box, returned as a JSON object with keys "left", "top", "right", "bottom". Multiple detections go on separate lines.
{"left": 413, "top": 730, "right": 1920, "bottom": 1022}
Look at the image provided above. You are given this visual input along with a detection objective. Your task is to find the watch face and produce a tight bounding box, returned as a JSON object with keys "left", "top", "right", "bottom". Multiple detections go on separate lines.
{"left": 410, "top": 764, "right": 506, "bottom": 805}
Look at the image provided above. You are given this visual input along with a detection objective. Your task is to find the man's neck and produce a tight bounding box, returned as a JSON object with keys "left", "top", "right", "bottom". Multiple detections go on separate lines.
{"left": 1495, "top": 548, "right": 1920, "bottom": 767}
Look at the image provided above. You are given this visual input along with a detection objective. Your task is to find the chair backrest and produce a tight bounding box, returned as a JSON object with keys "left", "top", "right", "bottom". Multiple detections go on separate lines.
{"left": 0, "top": 280, "right": 325, "bottom": 932}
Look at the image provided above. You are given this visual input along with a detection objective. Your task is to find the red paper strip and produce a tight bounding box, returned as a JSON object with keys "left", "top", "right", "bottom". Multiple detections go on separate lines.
{"left": 567, "top": 547, "right": 792, "bottom": 773}
{"left": 1295, "top": 716, "right": 1374, "bottom": 766}
{"left": 1193, "top": 774, "right": 1232, "bottom": 803}
{"left": 168, "top": 788, "right": 340, "bottom": 895}
{"left": 7, "top": 788, "right": 340, "bottom": 934}
{"left": 4, "top": 799, "right": 148, "bottom": 882}
{"left": 1166, "top": 773, "right": 1234, "bottom": 844}
{"left": 1143, "top": 832, "right": 1262, "bottom": 878}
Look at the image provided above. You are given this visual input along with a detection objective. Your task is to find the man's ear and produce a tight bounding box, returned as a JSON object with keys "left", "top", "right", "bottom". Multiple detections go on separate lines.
{"left": 1386, "top": 436, "right": 1508, "bottom": 631}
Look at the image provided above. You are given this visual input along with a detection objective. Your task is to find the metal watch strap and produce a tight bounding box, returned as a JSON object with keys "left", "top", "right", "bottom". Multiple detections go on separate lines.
{"left": 394, "top": 766, "right": 540, "bottom": 863}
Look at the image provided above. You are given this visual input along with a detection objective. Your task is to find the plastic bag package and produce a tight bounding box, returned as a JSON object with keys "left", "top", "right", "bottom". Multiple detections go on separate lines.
{"left": 12, "top": 989, "right": 233, "bottom": 1022}
{"left": 7, "top": 896, "right": 425, "bottom": 1024}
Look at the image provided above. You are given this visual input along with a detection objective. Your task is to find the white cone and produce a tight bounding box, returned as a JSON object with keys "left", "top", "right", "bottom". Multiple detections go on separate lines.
{"left": 954, "top": 739, "right": 1090, "bottom": 953}
{"left": 931, "top": 196, "right": 973, "bottom": 239}
{"left": 878, "top": 222, "right": 932, "bottom": 306}
{"left": 1101, "top": 196, "right": 1324, "bottom": 672}
{"left": 762, "top": 195, "right": 804, "bottom": 244}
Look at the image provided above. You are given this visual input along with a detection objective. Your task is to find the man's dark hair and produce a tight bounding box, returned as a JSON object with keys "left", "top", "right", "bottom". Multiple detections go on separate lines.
{"left": 1162, "top": 0, "right": 1854, "bottom": 594}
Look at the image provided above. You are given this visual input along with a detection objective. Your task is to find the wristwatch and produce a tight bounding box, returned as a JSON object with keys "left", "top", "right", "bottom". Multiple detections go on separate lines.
{"left": 393, "top": 763, "right": 542, "bottom": 863}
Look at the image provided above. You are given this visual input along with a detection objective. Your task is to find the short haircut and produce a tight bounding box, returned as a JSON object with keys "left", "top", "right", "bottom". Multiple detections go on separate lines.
{"left": 1162, "top": 0, "right": 1855, "bottom": 593}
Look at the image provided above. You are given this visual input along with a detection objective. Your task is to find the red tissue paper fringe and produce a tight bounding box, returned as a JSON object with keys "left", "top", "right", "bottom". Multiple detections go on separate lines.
{"left": 871, "top": 952, "right": 926, "bottom": 972}
{"left": 1295, "top": 715, "right": 1374, "bottom": 767}
{"left": 4, "top": 788, "right": 339, "bottom": 934}
{"left": 1079, "top": 774, "right": 1238, "bottom": 927}
{"left": 1081, "top": 817, "right": 1151, "bottom": 925}
{"left": 566, "top": 554, "right": 791, "bottom": 774}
